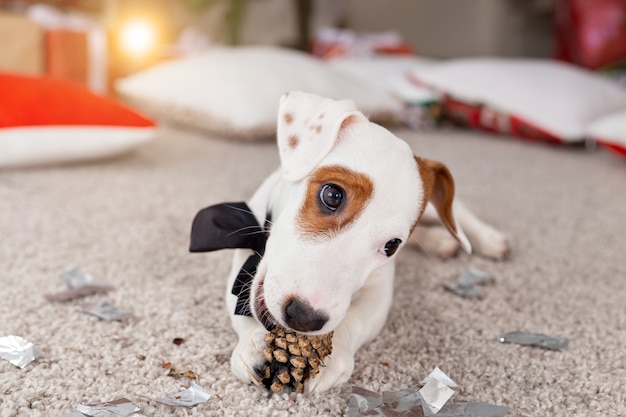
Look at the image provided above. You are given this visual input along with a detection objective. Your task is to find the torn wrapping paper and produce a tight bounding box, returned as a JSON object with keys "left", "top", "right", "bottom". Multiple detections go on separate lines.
{"left": 45, "top": 268, "right": 113, "bottom": 302}
{"left": 382, "top": 388, "right": 424, "bottom": 415}
{"left": 77, "top": 301, "right": 131, "bottom": 322}
{"left": 444, "top": 268, "right": 495, "bottom": 299}
{"left": 419, "top": 367, "right": 458, "bottom": 415}
{"left": 60, "top": 398, "right": 144, "bottom": 417}
{"left": 498, "top": 331, "right": 569, "bottom": 351}
{"left": 0, "top": 335, "right": 43, "bottom": 368}
{"left": 349, "top": 386, "right": 509, "bottom": 417}
{"left": 349, "top": 367, "right": 508, "bottom": 417}
{"left": 156, "top": 381, "right": 212, "bottom": 407}
{"left": 456, "top": 269, "right": 495, "bottom": 287}
{"left": 434, "top": 401, "right": 509, "bottom": 417}
{"left": 45, "top": 286, "right": 114, "bottom": 302}
{"left": 60, "top": 268, "right": 109, "bottom": 289}
{"left": 349, "top": 386, "right": 424, "bottom": 417}
{"left": 420, "top": 367, "right": 458, "bottom": 389}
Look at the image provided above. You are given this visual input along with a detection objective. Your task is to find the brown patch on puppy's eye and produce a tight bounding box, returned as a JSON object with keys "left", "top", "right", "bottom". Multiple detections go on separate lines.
{"left": 284, "top": 113, "right": 294, "bottom": 125}
{"left": 297, "top": 166, "right": 373, "bottom": 237}
{"left": 288, "top": 135, "right": 299, "bottom": 149}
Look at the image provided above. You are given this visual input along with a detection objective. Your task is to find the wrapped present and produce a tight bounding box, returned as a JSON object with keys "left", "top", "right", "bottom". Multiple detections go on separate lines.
{"left": 45, "top": 29, "right": 89, "bottom": 87}
{"left": 0, "top": 12, "right": 44, "bottom": 75}
{"left": 27, "top": 4, "right": 108, "bottom": 94}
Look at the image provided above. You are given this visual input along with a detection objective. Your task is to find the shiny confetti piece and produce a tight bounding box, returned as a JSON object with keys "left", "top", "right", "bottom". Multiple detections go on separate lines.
{"left": 60, "top": 268, "right": 109, "bottom": 289}
{"left": 45, "top": 286, "right": 114, "bottom": 302}
{"left": 435, "top": 401, "right": 509, "bottom": 417}
{"left": 419, "top": 368, "right": 457, "bottom": 415}
{"left": 348, "top": 386, "right": 384, "bottom": 417}
{"left": 46, "top": 269, "right": 113, "bottom": 302}
{"left": 457, "top": 269, "right": 495, "bottom": 287}
{"left": 443, "top": 268, "right": 495, "bottom": 299}
{"left": 498, "top": 331, "right": 569, "bottom": 351}
{"left": 77, "top": 301, "right": 131, "bottom": 322}
{"left": 65, "top": 398, "right": 143, "bottom": 417}
{"left": 0, "top": 335, "right": 43, "bottom": 369}
{"left": 349, "top": 384, "right": 509, "bottom": 417}
{"left": 155, "top": 381, "right": 212, "bottom": 407}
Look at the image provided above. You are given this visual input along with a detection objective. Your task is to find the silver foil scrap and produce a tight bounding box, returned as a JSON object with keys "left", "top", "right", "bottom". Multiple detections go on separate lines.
{"left": 46, "top": 268, "right": 113, "bottom": 302}
{"left": 156, "top": 381, "right": 213, "bottom": 407}
{"left": 0, "top": 335, "right": 43, "bottom": 369}
{"left": 349, "top": 367, "right": 508, "bottom": 417}
{"left": 61, "top": 268, "right": 109, "bottom": 289}
{"left": 77, "top": 301, "right": 131, "bottom": 322}
{"left": 498, "top": 331, "right": 569, "bottom": 351}
{"left": 419, "top": 367, "right": 458, "bottom": 415}
{"left": 435, "top": 401, "right": 509, "bottom": 417}
{"left": 444, "top": 268, "right": 495, "bottom": 299}
{"left": 60, "top": 398, "right": 144, "bottom": 417}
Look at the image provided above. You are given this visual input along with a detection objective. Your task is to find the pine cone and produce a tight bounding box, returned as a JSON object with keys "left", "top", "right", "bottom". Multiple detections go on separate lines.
{"left": 261, "top": 326, "right": 333, "bottom": 394}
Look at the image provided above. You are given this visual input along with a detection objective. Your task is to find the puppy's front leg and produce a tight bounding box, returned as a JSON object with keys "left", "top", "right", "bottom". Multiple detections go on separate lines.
{"left": 230, "top": 315, "right": 268, "bottom": 385}
{"left": 305, "top": 262, "right": 395, "bottom": 393}
{"left": 227, "top": 249, "right": 268, "bottom": 385}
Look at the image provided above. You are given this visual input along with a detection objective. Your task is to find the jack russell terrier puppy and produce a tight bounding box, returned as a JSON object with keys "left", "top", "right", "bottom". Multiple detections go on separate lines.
{"left": 190, "top": 91, "right": 508, "bottom": 394}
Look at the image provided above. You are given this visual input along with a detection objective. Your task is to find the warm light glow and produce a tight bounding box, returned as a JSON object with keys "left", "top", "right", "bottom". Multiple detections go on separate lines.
{"left": 119, "top": 19, "right": 157, "bottom": 58}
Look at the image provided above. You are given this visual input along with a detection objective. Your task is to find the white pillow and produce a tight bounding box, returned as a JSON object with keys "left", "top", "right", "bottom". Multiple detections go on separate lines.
{"left": 0, "top": 73, "right": 156, "bottom": 168}
{"left": 409, "top": 58, "right": 626, "bottom": 143}
{"left": 586, "top": 110, "right": 626, "bottom": 159}
{"left": 329, "top": 55, "right": 439, "bottom": 105}
{"left": 116, "top": 46, "right": 402, "bottom": 141}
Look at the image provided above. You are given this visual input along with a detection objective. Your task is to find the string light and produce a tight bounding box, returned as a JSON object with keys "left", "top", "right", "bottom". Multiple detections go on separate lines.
{"left": 119, "top": 19, "right": 157, "bottom": 58}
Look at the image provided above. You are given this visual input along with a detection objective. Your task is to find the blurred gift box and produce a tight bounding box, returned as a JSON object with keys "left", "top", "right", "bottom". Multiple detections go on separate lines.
{"left": 0, "top": 12, "right": 44, "bottom": 75}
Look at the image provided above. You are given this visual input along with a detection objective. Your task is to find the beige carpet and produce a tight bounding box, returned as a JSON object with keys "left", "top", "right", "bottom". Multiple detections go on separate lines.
{"left": 1, "top": 124, "right": 624, "bottom": 417}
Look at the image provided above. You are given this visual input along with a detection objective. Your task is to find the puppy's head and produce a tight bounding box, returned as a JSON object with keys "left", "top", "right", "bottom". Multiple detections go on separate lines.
{"left": 252, "top": 91, "right": 470, "bottom": 335}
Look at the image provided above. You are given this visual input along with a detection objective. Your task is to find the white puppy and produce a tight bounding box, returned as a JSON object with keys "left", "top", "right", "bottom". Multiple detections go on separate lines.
{"left": 190, "top": 91, "right": 508, "bottom": 394}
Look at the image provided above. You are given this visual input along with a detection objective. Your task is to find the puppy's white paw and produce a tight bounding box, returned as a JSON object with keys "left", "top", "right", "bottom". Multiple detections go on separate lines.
{"left": 472, "top": 226, "right": 509, "bottom": 260}
{"left": 304, "top": 346, "right": 354, "bottom": 394}
{"left": 230, "top": 326, "right": 268, "bottom": 385}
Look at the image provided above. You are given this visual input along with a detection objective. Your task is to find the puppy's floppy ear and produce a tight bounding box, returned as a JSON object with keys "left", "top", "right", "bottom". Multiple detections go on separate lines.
{"left": 189, "top": 202, "right": 266, "bottom": 253}
{"left": 277, "top": 91, "right": 367, "bottom": 182}
{"left": 416, "top": 157, "right": 472, "bottom": 253}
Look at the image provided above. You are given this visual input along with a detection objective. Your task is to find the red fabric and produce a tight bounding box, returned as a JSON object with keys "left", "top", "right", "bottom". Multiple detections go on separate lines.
{"left": 440, "top": 97, "right": 482, "bottom": 128}
{"left": 440, "top": 96, "right": 564, "bottom": 144}
{"left": 555, "top": 0, "right": 626, "bottom": 69}
{"left": 0, "top": 73, "right": 155, "bottom": 128}
{"left": 597, "top": 140, "right": 626, "bottom": 157}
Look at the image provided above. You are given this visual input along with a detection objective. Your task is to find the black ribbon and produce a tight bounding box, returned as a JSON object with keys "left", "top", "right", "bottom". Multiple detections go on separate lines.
{"left": 189, "top": 201, "right": 270, "bottom": 317}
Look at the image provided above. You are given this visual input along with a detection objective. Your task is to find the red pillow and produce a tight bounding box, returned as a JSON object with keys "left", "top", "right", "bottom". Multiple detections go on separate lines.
{"left": 0, "top": 73, "right": 156, "bottom": 167}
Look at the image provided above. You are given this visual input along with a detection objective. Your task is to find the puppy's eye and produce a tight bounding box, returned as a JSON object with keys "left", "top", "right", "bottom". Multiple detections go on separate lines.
{"left": 319, "top": 183, "right": 344, "bottom": 211}
{"left": 380, "top": 238, "right": 402, "bottom": 257}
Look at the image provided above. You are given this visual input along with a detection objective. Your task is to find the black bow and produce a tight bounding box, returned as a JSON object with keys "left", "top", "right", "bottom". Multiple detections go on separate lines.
{"left": 189, "top": 202, "right": 270, "bottom": 317}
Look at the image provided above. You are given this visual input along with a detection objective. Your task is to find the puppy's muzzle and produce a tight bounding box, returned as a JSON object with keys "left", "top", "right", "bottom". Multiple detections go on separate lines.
{"left": 283, "top": 296, "right": 328, "bottom": 332}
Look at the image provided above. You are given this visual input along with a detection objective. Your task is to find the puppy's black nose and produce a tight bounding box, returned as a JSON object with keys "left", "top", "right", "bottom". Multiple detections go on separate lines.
{"left": 283, "top": 297, "right": 328, "bottom": 332}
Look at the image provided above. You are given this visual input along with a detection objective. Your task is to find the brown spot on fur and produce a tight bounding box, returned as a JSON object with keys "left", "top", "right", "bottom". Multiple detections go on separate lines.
{"left": 297, "top": 165, "right": 373, "bottom": 237}
{"left": 284, "top": 113, "right": 294, "bottom": 125}
{"left": 306, "top": 124, "right": 322, "bottom": 134}
{"left": 414, "top": 156, "right": 458, "bottom": 237}
{"left": 318, "top": 112, "right": 325, "bottom": 119}
{"left": 288, "top": 134, "right": 299, "bottom": 149}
